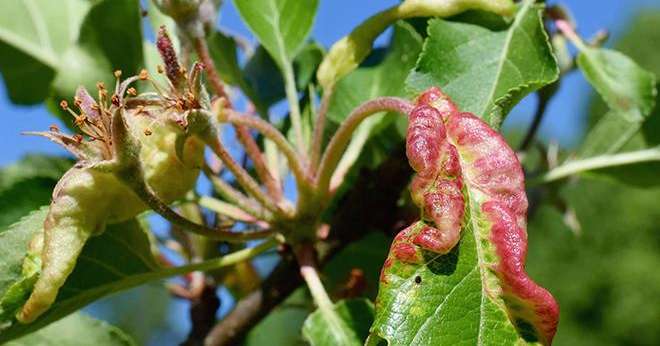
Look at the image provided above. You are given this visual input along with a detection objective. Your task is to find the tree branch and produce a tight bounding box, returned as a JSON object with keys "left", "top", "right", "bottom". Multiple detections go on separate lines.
{"left": 203, "top": 147, "right": 413, "bottom": 345}
{"left": 204, "top": 257, "right": 302, "bottom": 346}
{"left": 519, "top": 83, "right": 557, "bottom": 151}
{"left": 183, "top": 283, "right": 221, "bottom": 346}
{"left": 531, "top": 146, "right": 660, "bottom": 185}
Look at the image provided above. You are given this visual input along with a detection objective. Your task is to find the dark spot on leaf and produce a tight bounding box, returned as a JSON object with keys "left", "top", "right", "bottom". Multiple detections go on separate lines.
{"left": 424, "top": 240, "right": 460, "bottom": 275}
{"left": 514, "top": 317, "right": 538, "bottom": 343}
{"left": 414, "top": 276, "right": 422, "bottom": 284}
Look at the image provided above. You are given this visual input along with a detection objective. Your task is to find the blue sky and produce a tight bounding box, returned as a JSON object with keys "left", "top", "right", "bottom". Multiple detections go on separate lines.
{"left": 2, "top": 0, "right": 659, "bottom": 344}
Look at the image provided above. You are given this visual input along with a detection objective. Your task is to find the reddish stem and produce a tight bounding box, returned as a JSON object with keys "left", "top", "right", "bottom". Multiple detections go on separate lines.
{"left": 193, "top": 37, "right": 283, "bottom": 201}
{"left": 315, "top": 97, "right": 414, "bottom": 198}
{"left": 310, "top": 89, "right": 333, "bottom": 174}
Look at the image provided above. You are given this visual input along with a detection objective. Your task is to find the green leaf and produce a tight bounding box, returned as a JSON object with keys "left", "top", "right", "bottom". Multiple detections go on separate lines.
{"left": 293, "top": 41, "right": 324, "bottom": 89}
{"left": 207, "top": 29, "right": 274, "bottom": 117}
{"left": 77, "top": 0, "right": 143, "bottom": 78}
{"left": 0, "top": 155, "right": 71, "bottom": 230}
{"left": 0, "top": 207, "right": 277, "bottom": 342}
{"left": 328, "top": 22, "right": 422, "bottom": 124}
{"left": 50, "top": 0, "right": 143, "bottom": 117}
{"left": 0, "top": 0, "right": 93, "bottom": 103}
{"left": 243, "top": 45, "right": 286, "bottom": 110}
{"left": 406, "top": 0, "right": 558, "bottom": 128}
{"left": 302, "top": 299, "right": 374, "bottom": 346}
{"left": 0, "top": 155, "right": 71, "bottom": 189}
{"left": 563, "top": 12, "right": 660, "bottom": 186}
{"left": 326, "top": 22, "right": 422, "bottom": 190}
{"left": 244, "top": 288, "right": 312, "bottom": 346}
{"left": 234, "top": 0, "right": 319, "bottom": 148}
{"left": 7, "top": 312, "right": 136, "bottom": 345}
{"left": 208, "top": 30, "right": 247, "bottom": 88}
{"left": 579, "top": 85, "right": 660, "bottom": 187}
{"left": 0, "top": 209, "right": 48, "bottom": 307}
{"left": 576, "top": 48, "right": 656, "bottom": 158}
{"left": 242, "top": 42, "right": 325, "bottom": 115}
{"left": 372, "top": 225, "right": 524, "bottom": 345}
{"left": 0, "top": 0, "right": 144, "bottom": 116}
{"left": 316, "top": 0, "right": 515, "bottom": 90}
{"left": 233, "top": 0, "right": 318, "bottom": 71}
{"left": 0, "top": 208, "right": 159, "bottom": 342}
{"left": 541, "top": 13, "right": 660, "bottom": 186}
{"left": 615, "top": 12, "right": 660, "bottom": 78}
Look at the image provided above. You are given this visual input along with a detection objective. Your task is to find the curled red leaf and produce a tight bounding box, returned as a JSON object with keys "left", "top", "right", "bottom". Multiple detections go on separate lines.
{"left": 382, "top": 87, "right": 559, "bottom": 344}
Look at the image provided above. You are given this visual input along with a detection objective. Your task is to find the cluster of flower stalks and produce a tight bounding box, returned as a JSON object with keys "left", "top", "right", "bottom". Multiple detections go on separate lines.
{"left": 15, "top": 26, "right": 416, "bottom": 324}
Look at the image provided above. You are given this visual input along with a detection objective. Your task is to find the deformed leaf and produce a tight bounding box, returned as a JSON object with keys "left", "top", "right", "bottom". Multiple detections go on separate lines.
{"left": 406, "top": 0, "right": 558, "bottom": 128}
{"left": 0, "top": 208, "right": 49, "bottom": 312}
{"left": 302, "top": 299, "right": 374, "bottom": 346}
{"left": 0, "top": 208, "right": 160, "bottom": 342}
{"left": 371, "top": 88, "right": 558, "bottom": 345}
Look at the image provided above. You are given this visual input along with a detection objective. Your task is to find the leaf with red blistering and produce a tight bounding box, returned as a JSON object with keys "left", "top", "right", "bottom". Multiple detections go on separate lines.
{"left": 370, "top": 87, "right": 559, "bottom": 345}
